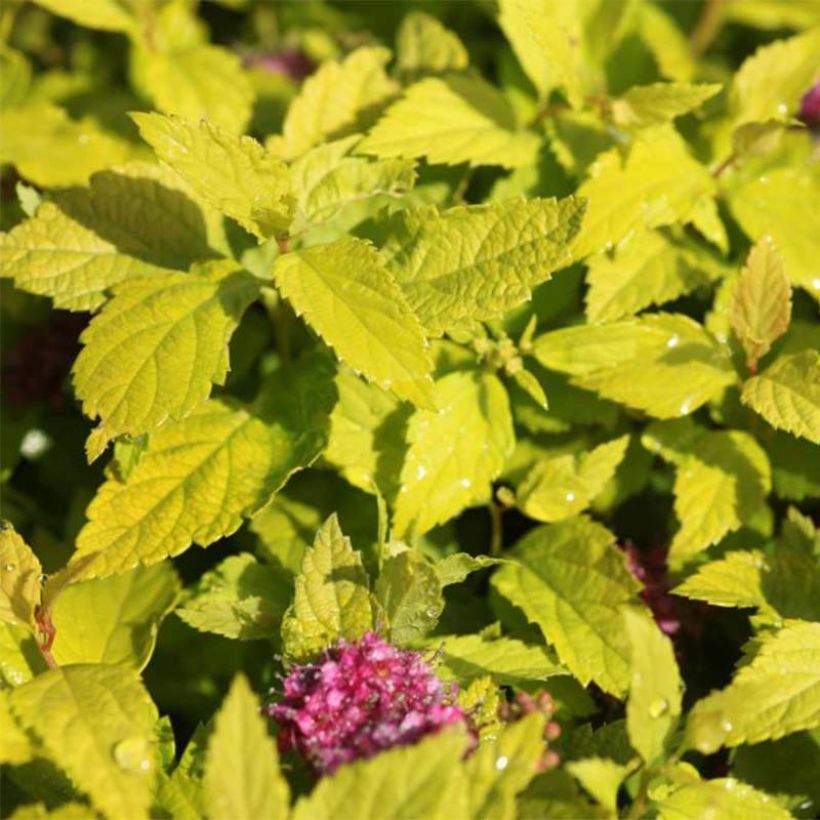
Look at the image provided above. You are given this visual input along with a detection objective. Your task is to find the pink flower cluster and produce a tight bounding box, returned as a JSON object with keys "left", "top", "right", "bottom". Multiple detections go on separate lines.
{"left": 267, "top": 632, "right": 467, "bottom": 774}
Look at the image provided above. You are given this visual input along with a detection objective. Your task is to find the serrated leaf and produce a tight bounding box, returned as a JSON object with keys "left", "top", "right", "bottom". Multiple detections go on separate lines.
{"left": 74, "top": 262, "right": 258, "bottom": 456}
{"left": 359, "top": 75, "right": 540, "bottom": 169}
{"left": 731, "top": 28, "right": 820, "bottom": 127}
{"left": 204, "top": 675, "right": 289, "bottom": 820}
{"left": 686, "top": 621, "right": 820, "bottom": 753}
{"left": 31, "top": 0, "right": 138, "bottom": 34}
{"left": 730, "top": 237, "right": 792, "bottom": 369}
{"left": 674, "top": 551, "right": 766, "bottom": 609}
{"left": 281, "top": 514, "right": 374, "bottom": 661}
{"left": 637, "top": 4, "right": 695, "bottom": 82}
{"left": 585, "top": 230, "right": 724, "bottom": 322}
{"left": 133, "top": 43, "right": 254, "bottom": 132}
{"left": 433, "top": 634, "right": 565, "bottom": 687}
{"left": 0, "top": 523, "right": 42, "bottom": 633}
{"left": 292, "top": 728, "right": 471, "bottom": 820}
{"left": 8, "top": 665, "right": 158, "bottom": 820}
{"left": 491, "top": 517, "right": 641, "bottom": 695}
{"left": 0, "top": 623, "right": 45, "bottom": 687}
{"left": 0, "top": 690, "right": 33, "bottom": 765}
{"left": 727, "top": 158, "right": 820, "bottom": 296}
{"left": 572, "top": 128, "right": 715, "bottom": 259}
{"left": 393, "top": 370, "right": 514, "bottom": 539}
{"left": 72, "top": 359, "right": 336, "bottom": 579}
{"left": 612, "top": 82, "right": 721, "bottom": 130}
{"left": 669, "top": 430, "right": 770, "bottom": 563}
{"left": 395, "top": 12, "right": 468, "bottom": 80}
{"left": 535, "top": 313, "right": 736, "bottom": 418}
{"left": 435, "top": 553, "right": 504, "bottom": 587}
{"left": 132, "top": 112, "right": 293, "bottom": 239}
{"left": 517, "top": 435, "right": 629, "bottom": 522}
{"left": 0, "top": 103, "right": 131, "bottom": 188}
{"left": 50, "top": 562, "right": 179, "bottom": 669}
{"left": 273, "top": 46, "right": 398, "bottom": 160}
{"left": 623, "top": 607, "right": 682, "bottom": 766}
{"left": 290, "top": 136, "right": 416, "bottom": 234}
{"left": 176, "top": 553, "right": 290, "bottom": 640}
{"left": 498, "top": 0, "right": 583, "bottom": 107}
{"left": 656, "top": 779, "right": 790, "bottom": 820}
{"left": 0, "top": 161, "right": 227, "bottom": 311}
{"left": 567, "top": 758, "right": 628, "bottom": 813}
{"left": 741, "top": 351, "right": 820, "bottom": 444}
{"left": 378, "top": 195, "right": 584, "bottom": 336}
{"left": 273, "top": 237, "right": 435, "bottom": 408}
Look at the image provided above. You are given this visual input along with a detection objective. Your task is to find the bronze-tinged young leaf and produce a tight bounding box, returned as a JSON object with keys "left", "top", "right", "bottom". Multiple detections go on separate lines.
{"left": 8, "top": 665, "right": 159, "bottom": 820}
{"left": 730, "top": 237, "right": 792, "bottom": 369}
{"left": 0, "top": 523, "right": 42, "bottom": 633}
{"left": 393, "top": 370, "right": 514, "bottom": 539}
{"left": 281, "top": 514, "right": 374, "bottom": 661}
{"left": 132, "top": 112, "right": 293, "bottom": 239}
{"left": 378, "top": 196, "right": 585, "bottom": 336}
{"left": 0, "top": 161, "right": 227, "bottom": 312}
{"left": 741, "top": 351, "right": 820, "bottom": 445}
{"left": 359, "top": 75, "right": 540, "bottom": 169}
{"left": 72, "top": 358, "right": 336, "bottom": 579}
{"left": 204, "top": 675, "right": 289, "bottom": 820}
{"left": 74, "top": 262, "right": 259, "bottom": 459}
{"left": 273, "top": 237, "right": 435, "bottom": 409}
{"left": 491, "top": 517, "right": 642, "bottom": 695}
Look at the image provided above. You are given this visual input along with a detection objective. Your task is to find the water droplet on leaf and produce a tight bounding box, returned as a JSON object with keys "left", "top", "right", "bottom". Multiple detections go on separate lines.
{"left": 112, "top": 738, "right": 153, "bottom": 774}
{"left": 649, "top": 698, "right": 668, "bottom": 718}
{"left": 495, "top": 755, "right": 509, "bottom": 771}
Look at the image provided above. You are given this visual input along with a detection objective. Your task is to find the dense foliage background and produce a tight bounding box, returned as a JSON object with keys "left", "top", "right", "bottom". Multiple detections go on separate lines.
{"left": 1, "top": 0, "right": 819, "bottom": 817}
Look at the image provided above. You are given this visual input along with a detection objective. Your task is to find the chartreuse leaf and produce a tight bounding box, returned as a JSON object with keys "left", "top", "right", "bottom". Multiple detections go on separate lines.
{"left": 435, "top": 553, "right": 504, "bottom": 587}
{"left": 74, "top": 262, "right": 259, "bottom": 458}
{"left": 0, "top": 689, "right": 32, "bottom": 765}
{"left": 393, "top": 370, "right": 514, "bottom": 539}
{"left": 31, "top": 0, "right": 138, "bottom": 34}
{"left": 687, "top": 621, "right": 820, "bottom": 754}
{"left": 273, "top": 238, "right": 435, "bottom": 409}
{"left": 668, "top": 430, "right": 770, "bottom": 564}
{"left": 566, "top": 758, "right": 629, "bottom": 813}
{"left": 731, "top": 28, "right": 820, "bottom": 127}
{"left": 611, "top": 82, "right": 721, "bottom": 130}
{"left": 204, "top": 675, "right": 289, "bottom": 820}
{"left": 272, "top": 46, "right": 398, "bottom": 160}
{"left": 585, "top": 230, "right": 725, "bottom": 322}
{"left": 637, "top": 3, "right": 695, "bottom": 82}
{"left": 517, "top": 435, "right": 629, "bottom": 522}
{"left": 50, "top": 562, "right": 179, "bottom": 669}
{"left": 675, "top": 551, "right": 766, "bottom": 609}
{"left": 727, "top": 158, "right": 820, "bottom": 296}
{"left": 0, "top": 161, "right": 228, "bottom": 311}
{"left": 0, "top": 103, "right": 132, "bottom": 188}
{"left": 742, "top": 351, "right": 820, "bottom": 444}
{"left": 395, "top": 12, "right": 468, "bottom": 80}
{"left": 72, "top": 359, "right": 336, "bottom": 579}
{"left": 0, "top": 623, "right": 45, "bottom": 686}
{"left": 0, "top": 523, "right": 42, "bottom": 633}
{"left": 281, "top": 514, "right": 374, "bottom": 661}
{"left": 0, "top": 45, "right": 32, "bottom": 109}
{"left": 289, "top": 136, "right": 416, "bottom": 234}
{"left": 497, "top": 0, "right": 583, "bottom": 107}
{"left": 132, "top": 42, "right": 254, "bottom": 133}
{"left": 492, "top": 517, "right": 641, "bottom": 695}
{"left": 433, "top": 633, "right": 565, "bottom": 686}
{"left": 535, "top": 314, "right": 736, "bottom": 418}
{"left": 623, "top": 607, "right": 682, "bottom": 766}
{"left": 379, "top": 195, "right": 584, "bottom": 336}
{"left": 323, "top": 368, "right": 403, "bottom": 496}
{"left": 132, "top": 112, "right": 293, "bottom": 239}
{"left": 8, "top": 665, "right": 158, "bottom": 820}
{"left": 572, "top": 128, "right": 715, "bottom": 259}
{"left": 176, "top": 553, "right": 290, "bottom": 640}
{"left": 11, "top": 804, "right": 109, "bottom": 820}
{"left": 730, "top": 237, "right": 792, "bottom": 369}
{"left": 656, "top": 779, "right": 791, "bottom": 820}
{"left": 359, "top": 75, "right": 540, "bottom": 170}
{"left": 292, "top": 728, "right": 472, "bottom": 820}
{"left": 376, "top": 548, "right": 443, "bottom": 644}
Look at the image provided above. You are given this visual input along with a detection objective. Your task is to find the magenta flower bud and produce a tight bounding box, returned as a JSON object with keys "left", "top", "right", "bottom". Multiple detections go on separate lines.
{"left": 799, "top": 81, "right": 820, "bottom": 130}
{"left": 267, "top": 632, "right": 468, "bottom": 775}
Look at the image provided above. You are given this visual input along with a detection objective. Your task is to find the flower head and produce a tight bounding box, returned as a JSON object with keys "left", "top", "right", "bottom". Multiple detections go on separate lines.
{"left": 799, "top": 81, "right": 820, "bottom": 130}
{"left": 267, "top": 632, "right": 467, "bottom": 774}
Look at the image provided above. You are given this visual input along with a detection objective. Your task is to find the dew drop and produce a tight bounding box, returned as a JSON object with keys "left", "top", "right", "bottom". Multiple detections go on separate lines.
{"left": 112, "top": 738, "right": 153, "bottom": 774}
{"left": 724, "top": 777, "right": 736, "bottom": 791}
{"left": 666, "top": 334, "right": 679, "bottom": 349}
{"left": 720, "top": 719, "right": 734, "bottom": 733}
{"left": 4, "top": 563, "right": 15, "bottom": 572}
{"left": 415, "top": 465, "right": 428, "bottom": 481}
{"left": 678, "top": 400, "right": 692, "bottom": 416}
{"left": 812, "top": 278, "right": 820, "bottom": 292}
{"left": 77, "top": 134, "right": 89, "bottom": 145}
{"left": 565, "top": 491, "right": 576, "bottom": 503}
{"left": 426, "top": 607, "right": 439, "bottom": 619}
{"left": 649, "top": 698, "right": 668, "bottom": 718}
{"left": 495, "top": 755, "right": 509, "bottom": 771}
{"left": 459, "top": 478, "right": 472, "bottom": 489}
{"left": 777, "top": 103, "right": 788, "bottom": 114}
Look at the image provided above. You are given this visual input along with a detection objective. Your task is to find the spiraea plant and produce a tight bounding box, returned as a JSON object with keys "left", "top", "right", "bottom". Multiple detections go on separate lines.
{"left": 1, "top": 1, "right": 819, "bottom": 818}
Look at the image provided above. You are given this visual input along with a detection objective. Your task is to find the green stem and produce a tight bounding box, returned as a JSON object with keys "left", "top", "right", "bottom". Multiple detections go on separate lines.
{"left": 489, "top": 502, "right": 504, "bottom": 557}
{"left": 690, "top": 0, "right": 723, "bottom": 57}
